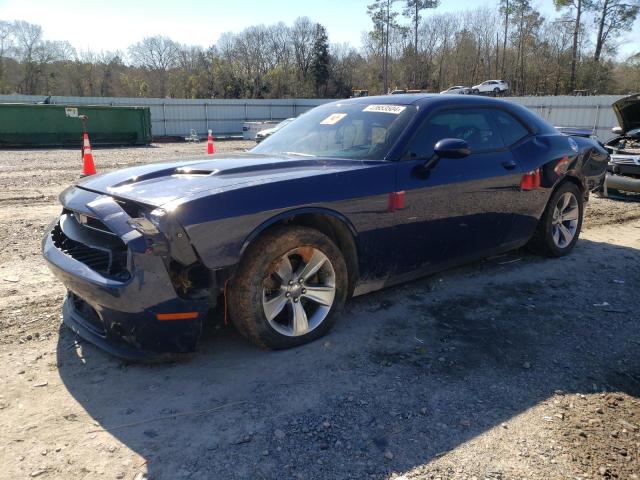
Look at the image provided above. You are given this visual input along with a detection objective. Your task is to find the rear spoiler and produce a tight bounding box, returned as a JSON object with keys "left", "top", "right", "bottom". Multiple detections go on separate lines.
{"left": 555, "top": 127, "right": 595, "bottom": 138}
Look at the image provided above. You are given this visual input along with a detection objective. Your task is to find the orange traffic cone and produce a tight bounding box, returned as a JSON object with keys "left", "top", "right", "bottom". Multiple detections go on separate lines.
{"left": 81, "top": 132, "right": 96, "bottom": 176}
{"left": 207, "top": 130, "right": 215, "bottom": 155}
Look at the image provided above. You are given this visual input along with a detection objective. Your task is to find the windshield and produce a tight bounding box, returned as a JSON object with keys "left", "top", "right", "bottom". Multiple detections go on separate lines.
{"left": 251, "top": 102, "right": 417, "bottom": 160}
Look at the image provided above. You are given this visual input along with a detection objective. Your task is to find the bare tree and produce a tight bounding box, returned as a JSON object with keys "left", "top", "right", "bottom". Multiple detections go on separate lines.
{"left": 290, "top": 17, "right": 316, "bottom": 94}
{"left": 593, "top": 0, "right": 640, "bottom": 61}
{"left": 403, "top": 0, "right": 439, "bottom": 88}
{"left": 2, "top": 9, "right": 640, "bottom": 99}
{"left": 368, "top": 0, "right": 400, "bottom": 93}
{"left": 498, "top": 0, "right": 513, "bottom": 76}
{"left": 128, "top": 36, "right": 179, "bottom": 96}
{"left": 0, "top": 20, "right": 13, "bottom": 91}
{"left": 12, "top": 20, "right": 43, "bottom": 94}
{"left": 554, "top": 0, "right": 593, "bottom": 92}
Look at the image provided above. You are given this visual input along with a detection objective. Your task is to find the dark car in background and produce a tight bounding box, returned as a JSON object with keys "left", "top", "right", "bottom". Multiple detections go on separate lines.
{"left": 42, "top": 95, "right": 609, "bottom": 359}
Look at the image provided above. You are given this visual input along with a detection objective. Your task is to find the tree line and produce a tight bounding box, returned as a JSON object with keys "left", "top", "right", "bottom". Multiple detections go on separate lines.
{"left": 0, "top": 0, "right": 638, "bottom": 100}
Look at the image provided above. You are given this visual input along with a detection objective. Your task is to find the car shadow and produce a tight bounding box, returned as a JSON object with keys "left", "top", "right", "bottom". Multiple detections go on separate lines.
{"left": 55, "top": 237, "right": 640, "bottom": 479}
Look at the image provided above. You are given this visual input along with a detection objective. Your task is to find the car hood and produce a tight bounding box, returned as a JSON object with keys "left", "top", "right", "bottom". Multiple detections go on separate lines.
{"left": 613, "top": 93, "right": 640, "bottom": 133}
{"left": 75, "top": 153, "right": 374, "bottom": 207}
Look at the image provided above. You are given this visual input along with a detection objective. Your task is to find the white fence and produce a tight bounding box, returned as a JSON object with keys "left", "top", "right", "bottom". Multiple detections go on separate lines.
{"left": 508, "top": 95, "right": 624, "bottom": 140}
{"left": 0, "top": 94, "right": 625, "bottom": 140}
{"left": 0, "top": 94, "right": 332, "bottom": 138}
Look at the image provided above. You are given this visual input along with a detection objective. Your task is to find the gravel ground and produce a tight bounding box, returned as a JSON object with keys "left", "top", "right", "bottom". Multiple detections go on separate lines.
{"left": 0, "top": 143, "right": 639, "bottom": 480}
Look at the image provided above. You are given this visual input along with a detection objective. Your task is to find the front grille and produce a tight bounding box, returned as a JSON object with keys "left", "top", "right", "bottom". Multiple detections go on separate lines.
{"left": 51, "top": 221, "right": 129, "bottom": 280}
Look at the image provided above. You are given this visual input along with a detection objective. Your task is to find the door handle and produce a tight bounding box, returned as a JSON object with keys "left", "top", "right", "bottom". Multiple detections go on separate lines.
{"left": 502, "top": 160, "right": 517, "bottom": 170}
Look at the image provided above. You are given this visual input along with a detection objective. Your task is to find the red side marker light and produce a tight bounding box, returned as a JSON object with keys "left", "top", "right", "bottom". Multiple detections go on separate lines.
{"left": 520, "top": 169, "right": 541, "bottom": 191}
{"left": 156, "top": 312, "right": 199, "bottom": 321}
{"left": 387, "top": 191, "right": 406, "bottom": 212}
{"left": 554, "top": 156, "right": 570, "bottom": 175}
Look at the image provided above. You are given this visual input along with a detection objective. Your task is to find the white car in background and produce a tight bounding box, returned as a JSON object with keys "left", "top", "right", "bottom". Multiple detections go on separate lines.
{"left": 439, "top": 85, "right": 471, "bottom": 95}
{"left": 255, "top": 118, "right": 295, "bottom": 143}
{"left": 471, "top": 80, "right": 509, "bottom": 95}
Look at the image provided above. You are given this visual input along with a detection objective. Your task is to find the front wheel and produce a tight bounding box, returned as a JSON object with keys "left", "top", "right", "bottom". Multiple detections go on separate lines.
{"left": 228, "top": 226, "right": 348, "bottom": 349}
{"left": 528, "top": 182, "right": 584, "bottom": 257}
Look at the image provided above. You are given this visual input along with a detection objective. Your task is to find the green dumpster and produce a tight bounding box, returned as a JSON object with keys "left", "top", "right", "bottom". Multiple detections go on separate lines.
{"left": 0, "top": 103, "right": 152, "bottom": 147}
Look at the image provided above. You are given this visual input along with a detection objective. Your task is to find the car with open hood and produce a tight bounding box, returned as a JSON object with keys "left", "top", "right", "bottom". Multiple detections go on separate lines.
{"left": 42, "top": 94, "right": 608, "bottom": 360}
{"left": 603, "top": 93, "right": 640, "bottom": 195}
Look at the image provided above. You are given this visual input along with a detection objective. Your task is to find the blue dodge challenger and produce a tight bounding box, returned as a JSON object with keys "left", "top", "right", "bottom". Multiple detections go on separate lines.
{"left": 42, "top": 95, "right": 608, "bottom": 359}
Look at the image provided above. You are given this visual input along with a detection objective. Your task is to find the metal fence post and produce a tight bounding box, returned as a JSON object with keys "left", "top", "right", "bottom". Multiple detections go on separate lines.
{"left": 205, "top": 103, "right": 209, "bottom": 132}
{"left": 592, "top": 104, "right": 600, "bottom": 131}
{"left": 162, "top": 103, "right": 167, "bottom": 136}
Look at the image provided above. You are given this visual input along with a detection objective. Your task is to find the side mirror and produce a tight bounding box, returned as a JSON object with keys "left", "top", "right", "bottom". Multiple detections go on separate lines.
{"left": 434, "top": 138, "right": 471, "bottom": 159}
{"left": 611, "top": 126, "right": 623, "bottom": 135}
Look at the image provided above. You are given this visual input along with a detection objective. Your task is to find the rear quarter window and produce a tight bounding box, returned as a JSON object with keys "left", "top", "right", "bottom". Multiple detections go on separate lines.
{"left": 492, "top": 110, "right": 530, "bottom": 146}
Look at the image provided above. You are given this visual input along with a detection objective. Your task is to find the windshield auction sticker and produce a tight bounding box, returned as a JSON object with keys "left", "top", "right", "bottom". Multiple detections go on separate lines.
{"left": 320, "top": 113, "right": 348, "bottom": 125}
{"left": 363, "top": 105, "right": 407, "bottom": 114}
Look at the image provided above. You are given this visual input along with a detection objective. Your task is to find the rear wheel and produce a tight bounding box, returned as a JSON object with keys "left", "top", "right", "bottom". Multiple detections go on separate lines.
{"left": 528, "top": 182, "right": 584, "bottom": 257}
{"left": 493, "top": 87, "right": 500, "bottom": 96}
{"left": 228, "top": 226, "right": 348, "bottom": 349}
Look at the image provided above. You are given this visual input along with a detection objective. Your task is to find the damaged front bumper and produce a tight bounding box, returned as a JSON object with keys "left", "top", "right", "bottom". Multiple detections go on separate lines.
{"left": 42, "top": 187, "right": 209, "bottom": 360}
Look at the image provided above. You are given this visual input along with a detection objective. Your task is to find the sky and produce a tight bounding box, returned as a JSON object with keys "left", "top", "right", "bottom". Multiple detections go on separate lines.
{"left": 0, "top": 0, "right": 638, "bottom": 58}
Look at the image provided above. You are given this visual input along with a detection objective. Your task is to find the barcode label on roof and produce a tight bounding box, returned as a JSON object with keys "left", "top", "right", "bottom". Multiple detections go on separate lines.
{"left": 363, "top": 105, "right": 406, "bottom": 114}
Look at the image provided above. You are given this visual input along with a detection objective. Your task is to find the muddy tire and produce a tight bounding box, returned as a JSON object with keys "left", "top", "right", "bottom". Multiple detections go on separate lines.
{"left": 528, "top": 182, "right": 584, "bottom": 257}
{"left": 228, "top": 226, "right": 348, "bottom": 349}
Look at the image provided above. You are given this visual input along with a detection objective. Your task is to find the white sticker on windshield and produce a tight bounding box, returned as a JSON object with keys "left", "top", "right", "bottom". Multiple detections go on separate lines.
{"left": 363, "top": 104, "right": 406, "bottom": 114}
{"left": 320, "top": 113, "right": 348, "bottom": 125}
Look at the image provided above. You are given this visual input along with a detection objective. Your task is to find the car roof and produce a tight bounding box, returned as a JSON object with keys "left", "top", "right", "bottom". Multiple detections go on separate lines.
{"left": 338, "top": 93, "right": 508, "bottom": 108}
{"left": 331, "top": 94, "right": 557, "bottom": 134}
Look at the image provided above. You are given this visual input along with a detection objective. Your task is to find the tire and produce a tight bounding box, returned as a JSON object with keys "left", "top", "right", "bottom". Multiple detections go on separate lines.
{"left": 228, "top": 226, "right": 348, "bottom": 349}
{"left": 528, "top": 182, "right": 584, "bottom": 257}
{"left": 473, "top": 89, "right": 479, "bottom": 94}
{"left": 493, "top": 87, "right": 500, "bottom": 96}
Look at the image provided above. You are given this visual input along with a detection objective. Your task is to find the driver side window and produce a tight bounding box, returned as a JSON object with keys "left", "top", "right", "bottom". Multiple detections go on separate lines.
{"left": 405, "top": 108, "right": 504, "bottom": 158}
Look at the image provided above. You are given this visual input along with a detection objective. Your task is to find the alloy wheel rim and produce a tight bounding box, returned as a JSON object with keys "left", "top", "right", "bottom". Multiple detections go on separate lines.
{"left": 262, "top": 246, "right": 336, "bottom": 337}
{"left": 551, "top": 192, "right": 579, "bottom": 248}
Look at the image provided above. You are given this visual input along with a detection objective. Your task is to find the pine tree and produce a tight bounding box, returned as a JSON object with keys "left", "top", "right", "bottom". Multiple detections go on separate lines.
{"left": 403, "top": 0, "right": 439, "bottom": 88}
{"left": 311, "top": 24, "right": 330, "bottom": 97}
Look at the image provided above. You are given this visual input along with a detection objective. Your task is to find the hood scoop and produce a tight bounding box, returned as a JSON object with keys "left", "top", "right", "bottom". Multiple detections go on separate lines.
{"left": 109, "top": 166, "right": 216, "bottom": 189}
{"left": 174, "top": 167, "right": 217, "bottom": 175}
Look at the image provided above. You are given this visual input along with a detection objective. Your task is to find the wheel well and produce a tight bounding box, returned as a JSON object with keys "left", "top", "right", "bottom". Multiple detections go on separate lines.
{"left": 558, "top": 174, "right": 587, "bottom": 200}
{"left": 254, "top": 213, "right": 359, "bottom": 296}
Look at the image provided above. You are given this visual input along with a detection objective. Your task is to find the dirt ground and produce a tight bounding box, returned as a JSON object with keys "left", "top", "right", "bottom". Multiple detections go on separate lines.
{"left": 0, "top": 142, "right": 639, "bottom": 480}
